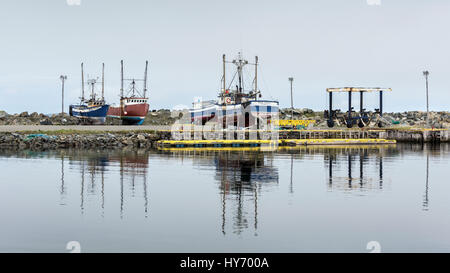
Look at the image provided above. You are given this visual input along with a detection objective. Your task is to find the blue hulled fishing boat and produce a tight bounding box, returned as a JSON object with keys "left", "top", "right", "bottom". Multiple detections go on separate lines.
{"left": 69, "top": 63, "right": 110, "bottom": 125}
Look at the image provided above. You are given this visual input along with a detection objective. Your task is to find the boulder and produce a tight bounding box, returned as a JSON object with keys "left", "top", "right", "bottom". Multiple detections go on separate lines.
{"left": 30, "top": 112, "right": 39, "bottom": 119}
{"left": 39, "top": 118, "right": 53, "bottom": 125}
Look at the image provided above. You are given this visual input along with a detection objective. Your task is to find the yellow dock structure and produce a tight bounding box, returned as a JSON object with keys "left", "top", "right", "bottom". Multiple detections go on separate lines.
{"left": 156, "top": 138, "right": 396, "bottom": 148}
{"left": 283, "top": 138, "right": 396, "bottom": 146}
{"left": 154, "top": 127, "right": 447, "bottom": 149}
{"left": 156, "top": 139, "right": 280, "bottom": 148}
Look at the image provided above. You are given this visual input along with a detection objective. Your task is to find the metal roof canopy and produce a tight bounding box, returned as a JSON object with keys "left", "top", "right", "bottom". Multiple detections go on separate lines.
{"left": 326, "top": 87, "right": 392, "bottom": 93}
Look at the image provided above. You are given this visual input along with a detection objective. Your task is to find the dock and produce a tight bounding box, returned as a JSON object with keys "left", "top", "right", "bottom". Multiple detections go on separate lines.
{"left": 156, "top": 138, "right": 396, "bottom": 148}
{"left": 282, "top": 138, "right": 396, "bottom": 146}
{"left": 278, "top": 128, "right": 448, "bottom": 143}
{"left": 0, "top": 126, "right": 447, "bottom": 150}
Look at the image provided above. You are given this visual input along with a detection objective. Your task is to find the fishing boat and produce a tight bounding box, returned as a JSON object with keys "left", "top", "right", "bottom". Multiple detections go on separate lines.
{"left": 190, "top": 53, "right": 279, "bottom": 128}
{"left": 69, "top": 63, "right": 110, "bottom": 125}
{"left": 107, "top": 60, "right": 149, "bottom": 125}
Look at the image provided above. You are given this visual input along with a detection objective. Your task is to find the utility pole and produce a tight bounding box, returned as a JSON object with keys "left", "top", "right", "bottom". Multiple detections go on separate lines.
{"left": 81, "top": 63, "right": 85, "bottom": 102}
{"left": 120, "top": 60, "right": 124, "bottom": 98}
{"left": 60, "top": 75, "right": 67, "bottom": 115}
{"left": 143, "top": 60, "right": 148, "bottom": 98}
{"left": 423, "top": 71, "right": 430, "bottom": 126}
{"left": 288, "top": 77, "right": 294, "bottom": 119}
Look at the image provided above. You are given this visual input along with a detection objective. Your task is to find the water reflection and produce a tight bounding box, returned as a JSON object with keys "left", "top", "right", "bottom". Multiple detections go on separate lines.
{"left": 282, "top": 144, "right": 441, "bottom": 213}
{"left": 57, "top": 149, "right": 150, "bottom": 218}
{"left": 60, "top": 155, "right": 65, "bottom": 203}
{"left": 324, "top": 147, "right": 385, "bottom": 192}
{"left": 423, "top": 152, "right": 430, "bottom": 211}
{"left": 158, "top": 149, "right": 278, "bottom": 236}
{"left": 279, "top": 145, "right": 396, "bottom": 193}
{"left": 215, "top": 152, "right": 278, "bottom": 236}
{"left": 0, "top": 143, "right": 445, "bottom": 240}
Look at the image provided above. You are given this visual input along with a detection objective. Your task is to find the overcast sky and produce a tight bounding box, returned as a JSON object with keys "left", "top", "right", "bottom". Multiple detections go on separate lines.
{"left": 0, "top": 0, "right": 449, "bottom": 113}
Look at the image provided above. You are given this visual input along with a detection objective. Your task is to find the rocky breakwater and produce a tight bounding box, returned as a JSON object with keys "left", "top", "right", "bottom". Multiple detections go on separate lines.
{"left": 0, "top": 132, "right": 164, "bottom": 149}
{"left": 279, "top": 108, "right": 450, "bottom": 129}
{"left": 0, "top": 111, "right": 80, "bottom": 125}
{"left": 0, "top": 109, "right": 182, "bottom": 126}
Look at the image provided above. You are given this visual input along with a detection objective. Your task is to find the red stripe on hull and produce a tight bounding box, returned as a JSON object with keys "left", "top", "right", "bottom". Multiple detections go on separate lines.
{"left": 107, "top": 103, "right": 149, "bottom": 118}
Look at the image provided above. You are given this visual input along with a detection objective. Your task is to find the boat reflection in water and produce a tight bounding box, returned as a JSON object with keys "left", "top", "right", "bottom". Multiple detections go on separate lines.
{"left": 158, "top": 148, "right": 279, "bottom": 236}
{"left": 59, "top": 149, "right": 150, "bottom": 218}
{"left": 0, "top": 143, "right": 447, "bottom": 252}
{"left": 215, "top": 151, "right": 278, "bottom": 236}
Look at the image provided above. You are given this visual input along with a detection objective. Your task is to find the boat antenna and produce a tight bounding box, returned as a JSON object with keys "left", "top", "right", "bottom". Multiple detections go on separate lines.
{"left": 81, "top": 62, "right": 85, "bottom": 102}
{"left": 102, "top": 63, "right": 105, "bottom": 101}
{"left": 143, "top": 60, "right": 148, "bottom": 98}
{"left": 120, "top": 60, "right": 124, "bottom": 98}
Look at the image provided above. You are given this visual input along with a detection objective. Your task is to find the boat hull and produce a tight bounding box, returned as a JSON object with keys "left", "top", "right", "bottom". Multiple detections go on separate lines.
{"left": 190, "top": 100, "right": 279, "bottom": 127}
{"left": 107, "top": 102, "right": 149, "bottom": 125}
{"left": 69, "top": 104, "right": 110, "bottom": 125}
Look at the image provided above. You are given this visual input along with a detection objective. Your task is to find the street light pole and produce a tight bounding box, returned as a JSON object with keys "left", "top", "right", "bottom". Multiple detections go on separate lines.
{"left": 423, "top": 71, "right": 429, "bottom": 126}
{"left": 60, "top": 75, "right": 67, "bottom": 115}
{"left": 288, "top": 77, "right": 294, "bottom": 119}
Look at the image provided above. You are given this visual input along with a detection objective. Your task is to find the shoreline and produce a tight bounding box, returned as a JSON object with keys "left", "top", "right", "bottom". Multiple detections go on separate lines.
{"left": 0, "top": 126, "right": 448, "bottom": 150}
{"left": 0, "top": 125, "right": 172, "bottom": 133}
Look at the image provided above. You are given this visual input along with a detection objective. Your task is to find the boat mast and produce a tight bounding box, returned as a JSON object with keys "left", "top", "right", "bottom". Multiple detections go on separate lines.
{"left": 254, "top": 56, "right": 258, "bottom": 99}
{"left": 81, "top": 63, "right": 85, "bottom": 102}
{"left": 90, "top": 79, "right": 95, "bottom": 101}
{"left": 120, "top": 60, "right": 124, "bottom": 98}
{"left": 223, "top": 54, "right": 226, "bottom": 93}
{"left": 143, "top": 60, "right": 148, "bottom": 98}
{"left": 102, "top": 63, "right": 105, "bottom": 101}
{"left": 238, "top": 53, "right": 243, "bottom": 94}
{"left": 233, "top": 52, "right": 248, "bottom": 94}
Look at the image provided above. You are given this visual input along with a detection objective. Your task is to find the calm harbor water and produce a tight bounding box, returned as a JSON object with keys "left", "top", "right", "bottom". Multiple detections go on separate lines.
{"left": 0, "top": 144, "right": 448, "bottom": 253}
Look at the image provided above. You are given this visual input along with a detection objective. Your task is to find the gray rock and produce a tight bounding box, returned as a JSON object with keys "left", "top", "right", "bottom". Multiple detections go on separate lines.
{"left": 40, "top": 118, "right": 53, "bottom": 125}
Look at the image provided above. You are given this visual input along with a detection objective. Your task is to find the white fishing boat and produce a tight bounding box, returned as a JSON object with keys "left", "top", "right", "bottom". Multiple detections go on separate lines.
{"left": 190, "top": 53, "right": 279, "bottom": 128}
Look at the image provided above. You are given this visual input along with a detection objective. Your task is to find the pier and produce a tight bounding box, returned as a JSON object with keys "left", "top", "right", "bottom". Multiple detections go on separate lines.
{"left": 156, "top": 138, "right": 396, "bottom": 148}
{"left": 0, "top": 126, "right": 447, "bottom": 150}
{"left": 278, "top": 128, "right": 449, "bottom": 143}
